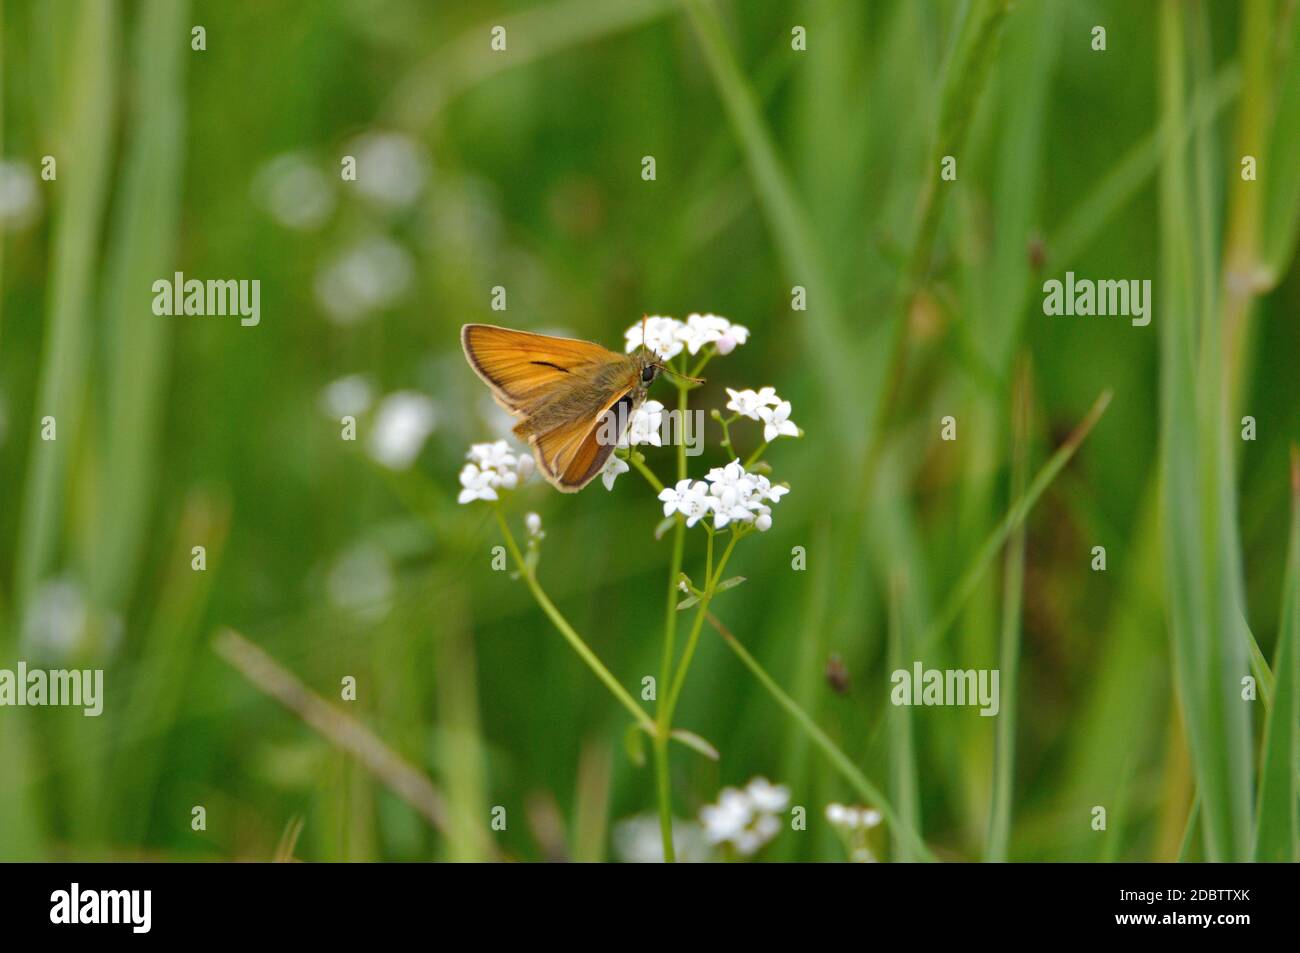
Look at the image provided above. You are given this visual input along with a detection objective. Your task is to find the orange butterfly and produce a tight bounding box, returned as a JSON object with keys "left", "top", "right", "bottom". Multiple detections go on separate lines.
{"left": 461, "top": 322, "right": 697, "bottom": 492}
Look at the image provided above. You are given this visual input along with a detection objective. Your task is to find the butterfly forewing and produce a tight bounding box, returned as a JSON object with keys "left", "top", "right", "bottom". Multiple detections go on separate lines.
{"left": 461, "top": 324, "right": 622, "bottom": 412}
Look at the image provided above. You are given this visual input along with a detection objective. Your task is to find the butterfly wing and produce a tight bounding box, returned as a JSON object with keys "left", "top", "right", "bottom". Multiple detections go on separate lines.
{"left": 531, "top": 392, "right": 639, "bottom": 492}
{"left": 461, "top": 324, "right": 623, "bottom": 414}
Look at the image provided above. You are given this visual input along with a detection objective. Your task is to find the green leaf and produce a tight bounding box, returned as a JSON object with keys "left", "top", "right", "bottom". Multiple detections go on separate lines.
{"left": 623, "top": 723, "right": 646, "bottom": 768}
{"left": 669, "top": 729, "right": 719, "bottom": 761}
{"left": 715, "top": 576, "right": 747, "bottom": 593}
{"left": 676, "top": 594, "right": 700, "bottom": 611}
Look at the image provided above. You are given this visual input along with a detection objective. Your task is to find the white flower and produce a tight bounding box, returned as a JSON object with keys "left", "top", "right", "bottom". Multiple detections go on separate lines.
{"left": 600, "top": 453, "right": 629, "bottom": 491}
{"left": 517, "top": 453, "right": 536, "bottom": 483}
{"left": 318, "top": 374, "right": 374, "bottom": 418}
{"left": 699, "top": 776, "right": 790, "bottom": 857}
{"left": 622, "top": 400, "right": 664, "bottom": 447}
{"left": 315, "top": 235, "right": 414, "bottom": 325}
{"left": 347, "top": 130, "right": 429, "bottom": 210}
{"left": 625, "top": 315, "right": 684, "bottom": 360}
{"left": 457, "top": 463, "right": 498, "bottom": 503}
{"left": 724, "top": 386, "right": 780, "bottom": 420}
{"left": 745, "top": 777, "right": 790, "bottom": 813}
{"left": 700, "top": 788, "right": 752, "bottom": 845}
{"left": 457, "top": 441, "right": 533, "bottom": 503}
{"left": 657, "top": 479, "right": 712, "bottom": 527}
{"left": 825, "top": 802, "right": 883, "bottom": 831}
{"left": 468, "top": 440, "right": 517, "bottom": 471}
{"left": 21, "top": 577, "right": 90, "bottom": 661}
{"left": 702, "top": 459, "right": 790, "bottom": 530}
{"left": 678, "top": 313, "right": 748, "bottom": 356}
{"left": 251, "top": 153, "right": 335, "bottom": 231}
{"left": 368, "top": 391, "right": 437, "bottom": 469}
{"left": 613, "top": 814, "right": 709, "bottom": 863}
{"left": 327, "top": 542, "right": 394, "bottom": 623}
{"left": 525, "top": 512, "right": 544, "bottom": 538}
{"left": 0, "top": 160, "right": 41, "bottom": 231}
{"left": 758, "top": 400, "right": 799, "bottom": 442}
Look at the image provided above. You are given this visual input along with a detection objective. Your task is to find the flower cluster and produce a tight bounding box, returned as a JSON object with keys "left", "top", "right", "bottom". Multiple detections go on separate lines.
{"left": 457, "top": 440, "right": 535, "bottom": 503}
{"left": 725, "top": 387, "right": 800, "bottom": 442}
{"left": 825, "top": 802, "right": 883, "bottom": 863}
{"left": 825, "top": 803, "right": 883, "bottom": 831}
{"left": 699, "top": 777, "right": 791, "bottom": 856}
{"left": 657, "top": 459, "right": 789, "bottom": 530}
{"left": 624, "top": 313, "right": 749, "bottom": 359}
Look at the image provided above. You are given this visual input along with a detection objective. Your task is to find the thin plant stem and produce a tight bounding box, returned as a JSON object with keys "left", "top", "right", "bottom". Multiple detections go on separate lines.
{"left": 663, "top": 530, "right": 738, "bottom": 726}
{"left": 652, "top": 379, "right": 692, "bottom": 862}
{"left": 709, "top": 612, "right": 936, "bottom": 862}
{"left": 492, "top": 507, "right": 654, "bottom": 733}
{"left": 627, "top": 451, "right": 664, "bottom": 493}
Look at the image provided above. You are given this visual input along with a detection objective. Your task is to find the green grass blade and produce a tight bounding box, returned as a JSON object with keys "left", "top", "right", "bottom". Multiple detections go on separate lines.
{"left": 1253, "top": 449, "right": 1300, "bottom": 860}
{"left": 92, "top": 0, "right": 189, "bottom": 608}
{"left": 11, "top": 0, "right": 118, "bottom": 615}
{"left": 985, "top": 360, "right": 1031, "bottom": 861}
{"left": 918, "top": 388, "right": 1112, "bottom": 656}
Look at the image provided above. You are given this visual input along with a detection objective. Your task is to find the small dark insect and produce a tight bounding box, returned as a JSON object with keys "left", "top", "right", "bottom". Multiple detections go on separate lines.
{"left": 824, "top": 654, "right": 851, "bottom": 695}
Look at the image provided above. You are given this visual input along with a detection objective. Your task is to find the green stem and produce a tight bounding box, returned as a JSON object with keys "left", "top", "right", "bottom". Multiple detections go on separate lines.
{"left": 743, "top": 440, "right": 769, "bottom": 468}
{"left": 710, "top": 613, "right": 936, "bottom": 862}
{"left": 652, "top": 380, "right": 692, "bottom": 862}
{"left": 663, "top": 531, "right": 738, "bottom": 727}
{"left": 493, "top": 507, "right": 654, "bottom": 733}
{"left": 625, "top": 451, "right": 665, "bottom": 493}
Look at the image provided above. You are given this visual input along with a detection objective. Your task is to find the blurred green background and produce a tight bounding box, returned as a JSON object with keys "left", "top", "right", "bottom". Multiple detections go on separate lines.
{"left": 1, "top": 0, "right": 1298, "bottom": 862}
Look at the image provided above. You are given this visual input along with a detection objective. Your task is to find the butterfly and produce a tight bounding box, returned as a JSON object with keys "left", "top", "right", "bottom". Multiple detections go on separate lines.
{"left": 461, "top": 321, "right": 699, "bottom": 492}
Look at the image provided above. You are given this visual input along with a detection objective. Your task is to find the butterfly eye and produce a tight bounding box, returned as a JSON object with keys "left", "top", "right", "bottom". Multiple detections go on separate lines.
{"left": 641, "top": 364, "right": 658, "bottom": 384}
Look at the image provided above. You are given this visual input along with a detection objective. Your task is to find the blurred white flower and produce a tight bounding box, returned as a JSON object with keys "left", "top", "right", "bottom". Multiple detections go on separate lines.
{"left": 251, "top": 153, "right": 335, "bottom": 231}
{"left": 600, "top": 453, "right": 629, "bottom": 491}
{"left": 367, "top": 391, "right": 437, "bottom": 469}
{"left": 525, "top": 512, "right": 544, "bottom": 539}
{"left": 468, "top": 439, "right": 517, "bottom": 472}
{"left": 457, "top": 464, "right": 498, "bottom": 503}
{"left": 21, "top": 578, "right": 89, "bottom": 661}
{"left": 315, "top": 235, "right": 414, "bottom": 325}
{"left": 700, "top": 787, "right": 752, "bottom": 845}
{"left": 724, "top": 387, "right": 780, "bottom": 420}
{"left": 621, "top": 399, "right": 664, "bottom": 448}
{"left": 348, "top": 130, "right": 429, "bottom": 210}
{"left": 699, "top": 776, "right": 790, "bottom": 857}
{"left": 613, "top": 814, "right": 708, "bottom": 863}
{"left": 624, "top": 315, "right": 684, "bottom": 361}
{"left": 758, "top": 400, "right": 800, "bottom": 442}
{"left": 457, "top": 440, "right": 533, "bottom": 504}
{"left": 318, "top": 373, "right": 374, "bottom": 418}
{"left": 746, "top": 777, "right": 791, "bottom": 813}
{"left": 0, "top": 159, "right": 40, "bottom": 231}
{"left": 825, "top": 802, "right": 883, "bottom": 831}
{"left": 326, "top": 542, "right": 394, "bottom": 623}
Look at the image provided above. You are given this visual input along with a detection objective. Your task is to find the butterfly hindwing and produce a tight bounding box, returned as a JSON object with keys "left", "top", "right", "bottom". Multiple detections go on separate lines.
{"left": 531, "top": 391, "right": 639, "bottom": 492}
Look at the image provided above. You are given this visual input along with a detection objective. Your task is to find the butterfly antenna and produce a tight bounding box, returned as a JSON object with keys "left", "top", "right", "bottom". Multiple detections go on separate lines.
{"left": 660, "top": 364, "right": 705, "bottom": 385}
